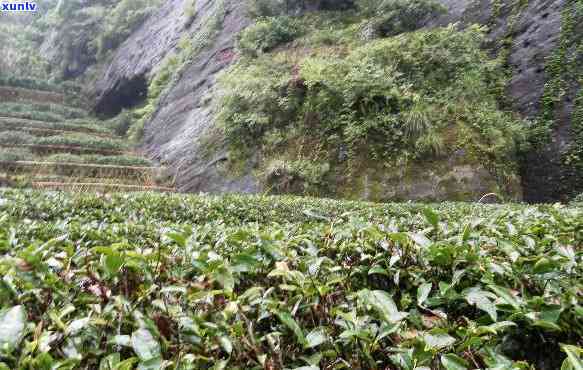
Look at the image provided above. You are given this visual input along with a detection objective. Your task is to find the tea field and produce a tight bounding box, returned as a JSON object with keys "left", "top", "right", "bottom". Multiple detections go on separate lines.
{"left": 0, "top": 190, "right": 581, "bottom": 369}
{"left": 0, "top": 82, "right": 172, "bottom": 192}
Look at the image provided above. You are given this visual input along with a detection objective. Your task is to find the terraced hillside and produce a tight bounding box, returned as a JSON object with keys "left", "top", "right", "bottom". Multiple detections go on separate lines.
{"left": 0, "top": 82, "right": 173, "bottom": 192}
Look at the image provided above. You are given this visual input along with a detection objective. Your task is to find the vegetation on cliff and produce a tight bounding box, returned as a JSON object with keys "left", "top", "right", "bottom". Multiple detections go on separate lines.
{"left": 214, "top": 0, "right": 526, "bottom": 200}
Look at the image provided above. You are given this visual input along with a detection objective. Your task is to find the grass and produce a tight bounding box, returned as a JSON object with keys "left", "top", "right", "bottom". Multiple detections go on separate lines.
{"left": 0, "top": 132, "right": 130, "bottom": 153}
{"left": 2, "top": 175, "right": 157, "bottom": 187}
{"left": 0, "top": 109, "right": 66, "bottom": 123}
{"left": 0, "top": 131, "right": 35, "bottom": 145}
{"left": 0, "top": 116, "right": 113, "bottom": 133}
{"left": 0, "top": 160, "right": 158, "bottom": 179}
{"left": 0, "top": 102, "right": 88, "bottom": 120}
{"left": 45, "top": 153, "right": 153, "bottom": 167}
{"left": 0, "top": 190, "right": 581, "bottom": 369}
{"left": 0, "top": 148, "right": 31, "bottom": 162}
{"left": 34, "top": 133, "right": 130, "bottom": 151}
{"left": 31, "top": 182, "right": 174, "bottom": 193}
{"left": 0, "top": 74, "right": 83, "bottom": 95}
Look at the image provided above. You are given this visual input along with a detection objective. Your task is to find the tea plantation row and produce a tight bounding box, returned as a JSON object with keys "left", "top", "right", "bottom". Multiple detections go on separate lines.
{"left": 0, "top": 190, "right": 581, "bottom": 369}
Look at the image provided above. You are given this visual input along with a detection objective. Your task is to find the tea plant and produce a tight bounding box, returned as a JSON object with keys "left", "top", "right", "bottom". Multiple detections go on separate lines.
{"left": 0, "top": 190, "right": 581, "bottom": 369}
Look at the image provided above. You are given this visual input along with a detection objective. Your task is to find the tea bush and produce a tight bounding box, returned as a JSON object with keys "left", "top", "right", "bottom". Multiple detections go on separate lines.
{"left": 0, "top": 118, "right": 113, "bottom": 136}
{"left": 0, "top": 148, "right": 31, "bottom": 162}
{"left": 0, "top": 102, "right": 87, "bottom": 120}
{"left": 36, "top": 133, "right": 130, "bottom": 151}
{"left": 0, "top": 74, "right": 82, "bottom": 96}
{"left": 0, "top": 190, "right": 581, "bottom": 369}
{"left": 45, "top": 153, "right": 152, "bottom": 167}
{"left": 0, "top": 131, "right": 35, "bottom": 145}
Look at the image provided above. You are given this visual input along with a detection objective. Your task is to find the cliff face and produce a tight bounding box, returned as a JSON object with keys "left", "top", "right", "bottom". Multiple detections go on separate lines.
{"left": 93, "top": 0, "right": 255, "bottom": 193}
{"left": 92, "top": 0, "right": 580, "bottom": 201}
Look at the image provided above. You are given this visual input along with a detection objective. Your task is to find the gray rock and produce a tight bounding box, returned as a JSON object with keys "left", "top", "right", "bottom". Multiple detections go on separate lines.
{"left": 92, "top": 0, "right": 576, "bottom": 202}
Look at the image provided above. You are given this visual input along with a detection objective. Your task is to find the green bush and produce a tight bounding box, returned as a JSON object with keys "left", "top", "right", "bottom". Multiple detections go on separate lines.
{"left": 0, "top": 148, "right": 31, "bottom": 162}
{"left": 45, "top": 153, "right": 152, "bottom": 167}
{"left": 247, "top": 0, "right": 355, "bottom": 17}
{"left": 358, "top": 0, "right": 446, "bottom": 37}
{"left": 0, "top": 102, "right": 87, "bottom": 120}
{"left": 94, "top": 0, "right": 160, "bottom": 60}
{"left": 264, "top": 158, "right": 330, "bottom": 194}
{"left": 238, "top": 16, "right": 302, "bottom": 56}
{"left": 218, "top": 25, "right": 525, "bottom": 195}
{"left": 0, "top": 109, "right": 64, "bottom": 123}
{"left": 35, "top": 133, "right": 130, "bottom": 151}
{"left": 105, "top": 110, "right": 134, "bottom": 136}
{"left": 0, "top": 118, "right": 112, "bottom": 135}
{"left": 0, "top": 74, "right": 82, "bottom": 95}
{"left": 221, "top": 26, "right": 523, "bottom": 161}
{"left": 0, "top": 131, "right": 35, "bottom": 145}
{"left": 0, "top": 190, "right": 581, "bottom": 369}
{"left": 247, "top": 0, "right": 289, "bottom": 17}
{"left": 62, "top": 119, "right": 114, "bottom": 134}
{"left": 89, "top": 155, "right": 152, "bottom": 167}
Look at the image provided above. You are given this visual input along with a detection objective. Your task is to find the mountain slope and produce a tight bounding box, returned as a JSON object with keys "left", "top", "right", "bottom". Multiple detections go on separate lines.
{"left": 89, "top": 0, "right": 581, "bottom": 202}
{"left": 2, "top": 0, "right": 581, "bottom": 202}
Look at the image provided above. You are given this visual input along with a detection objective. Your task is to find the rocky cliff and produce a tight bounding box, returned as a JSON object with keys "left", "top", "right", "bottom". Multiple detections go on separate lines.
{"left": 91, "top": 0, "right": 582, "bottom": 202}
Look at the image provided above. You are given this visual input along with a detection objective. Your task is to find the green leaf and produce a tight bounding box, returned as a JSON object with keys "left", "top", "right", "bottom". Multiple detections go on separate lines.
{"left": 388, "top": 232, "right": 409, "bottom": 244}
{"left": 110, "top": 335, "right": 131, "bottom": 347}
{"left": 213, "top": 266, "right": 235, "bottom": 293}
{"left": 465, "top": 289, "right": 497, "bottom": 322}
{"left": 0, "top": 305, "right": 27, "bottom": 351}
{"left": 276, "top": 311, "right": 306, "bottom": 346}
{"left": 423, "top": 332, "right": 456, "bottom": 350}
{"left": 441, "top": 354, "right": 469, "bottom": 370}
{"left": 305, "top": 328, "right": 327, "bottom": 349}
{"left": 104, "top": 253, "right": 124, "bottom": 276}
{"left": 359, "top": 289, "right": 408, "bottom": 323}
{"left": 303, "top": 209, "right": 330, "bottom": 221}
{"left": 131, "top": 329, "right": 161, "bottom": 362}
{"left": 32, "top": 352, "right": 55, "bottom": 370}
{"left": 212, "top": 360, "right": 228, "bottom": 370}
{"left": 66, "top": 318, "right": 90, "bottom": 336}
{"left": 476, "top": 321, "right": 517, "bottom": 335}
{"left": 561, "top": 345, "right": 583, "bottom": 370}
{"left": 533, "top": 257, "right": 556, "bottom": 274}
{"left": 532, "top": 320, "right": 562, "bottom": 332}
{"left": 219, "top": 336, "right": 233, "bottom": 354}
{"left": 368, "top": 266, "right": 389, "bottom": 276}
{"left": 138, "top": 358, "right": 163, "bottom": 370}
{"left": 166, "top": 232, "right": 187, "bottom": 248}
{"left": 417, "top": 282, "right": 432, "bottom": 306}
{"left": 409, "top": 233, "right": 431, "bottom": 247}
{"left": 100, "top": 353, "right": 121, "bottom": 370}
{"left": 423, "top": 208, "right": 439, "bottom": 228}
{"left": 114, "top": 358, "right": 139, "bottom": 370}
{"left": 488, "top": 285, "right": 521, "bottom": 310}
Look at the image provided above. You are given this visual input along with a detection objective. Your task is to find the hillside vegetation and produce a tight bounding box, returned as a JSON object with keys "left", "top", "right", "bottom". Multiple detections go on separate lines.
{"left": 208, "top": 0, "right": 527, "bottom": 201}
{"left": 0, "top": 1, "right": 582, "bottom": 369}
{"left": 0, "top": 78, "right": 172, "bottom": 192}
